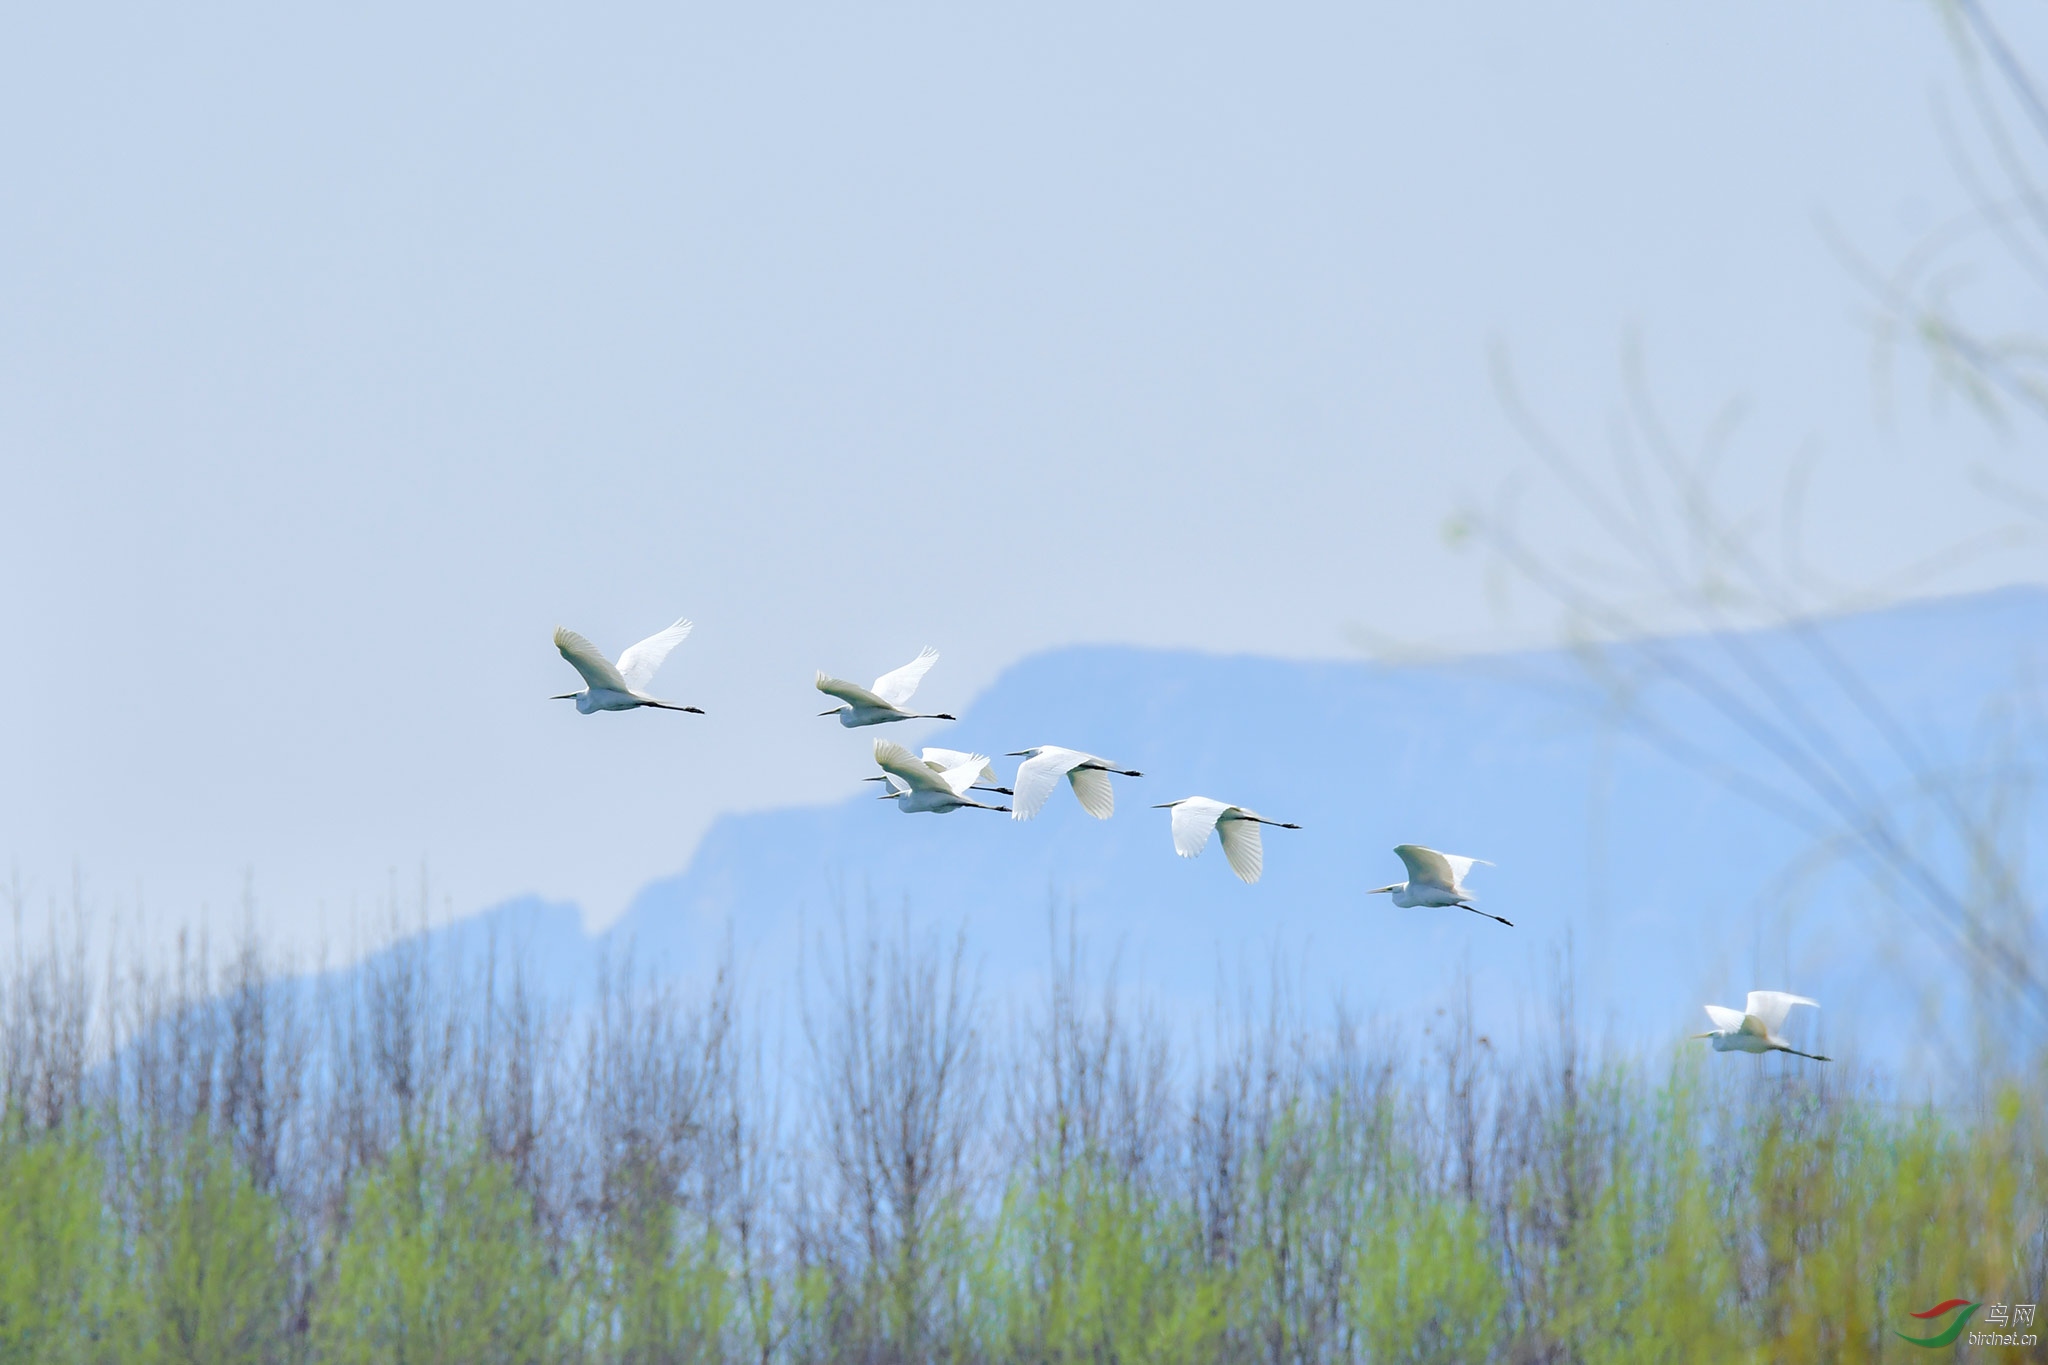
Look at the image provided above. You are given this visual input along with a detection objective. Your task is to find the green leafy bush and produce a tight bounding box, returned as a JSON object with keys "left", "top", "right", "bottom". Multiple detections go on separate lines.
{"left": 313, "top": 1137, "right": 563, "bottom": 1365}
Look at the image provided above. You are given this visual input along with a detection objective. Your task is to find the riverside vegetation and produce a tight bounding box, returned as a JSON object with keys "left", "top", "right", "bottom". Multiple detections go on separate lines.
{"left": 0, "top": 904, "right": 2040, "bottom": 1365}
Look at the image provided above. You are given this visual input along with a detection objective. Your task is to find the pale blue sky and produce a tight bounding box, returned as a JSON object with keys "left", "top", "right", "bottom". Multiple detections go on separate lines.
{"left": 1, "top": 1, "right": 2038, "bottom": 947}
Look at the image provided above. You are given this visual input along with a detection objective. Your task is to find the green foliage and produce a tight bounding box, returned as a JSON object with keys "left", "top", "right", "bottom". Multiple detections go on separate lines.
{"left": 970, "top": 1159, "right": 1228, "bottom": 1362}
{"left": 1608, "top": 1070, "right": 1740, "bottom": 1362}
{"left": 130, "top": 1128, "right": 291, "bottom": 1365}
{"left": 312, "top": 1137, "right": 563, "bottom": 1365}
{"left": 586, "top": 1164, "right": 735, "bottom": 1365}
{"left": 0, "top": 1120, "right": 120, "bottom": 1365}
{"left": 0, "top": 1055, "right": 2041, "bottom": 1363}
{"left": 1351, "top": 1194, "right": 1504, "bottom": 1365}
{"left": 1737, "top": 1088, "right": 2038, "bottom": 1363}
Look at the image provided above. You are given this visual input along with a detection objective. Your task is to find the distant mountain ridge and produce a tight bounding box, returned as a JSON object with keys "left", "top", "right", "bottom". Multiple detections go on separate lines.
{"left": 415, "top": 587, "right": 2048, "bottom": 1072}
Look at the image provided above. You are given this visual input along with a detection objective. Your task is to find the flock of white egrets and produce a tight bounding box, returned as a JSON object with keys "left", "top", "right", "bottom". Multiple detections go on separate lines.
{"left": 551, "top": 618, "right": 1830, "bottom": 1064}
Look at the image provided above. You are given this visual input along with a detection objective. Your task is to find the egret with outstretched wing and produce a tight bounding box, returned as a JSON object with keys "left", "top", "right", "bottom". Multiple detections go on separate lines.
{"left": 861, "top": 747, "right": 1010, "bottom": 795}
{"left": 552, "top": 620, "right": 704, "bottom": 715}
{"left": 872, "top": 740, "right": 1009, "bottom": 814}
{"left": 1007, "top": 747, "right": 1143, "bottom": 821}
{"left": 817, "top": 648, "right": 956, "bottom": 727}
{"left": 1152, "top": 797, "right": 1299, "bottom": 883}
{"left": 1367, "top": 845, "right": 1509, "bottom": 926}
{"left": 1694, "top": 992, "right": 1829, "bottom": 1061}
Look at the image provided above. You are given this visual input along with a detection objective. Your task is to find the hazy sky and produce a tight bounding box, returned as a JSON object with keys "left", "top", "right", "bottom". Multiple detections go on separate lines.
{"left": 3, "top": 1, "right": 2040, "bottom": 947}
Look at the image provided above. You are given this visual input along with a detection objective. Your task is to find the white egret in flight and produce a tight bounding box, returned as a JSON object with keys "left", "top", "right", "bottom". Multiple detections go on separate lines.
{"left": 552, "top": 620, "right": 703, "bottom": 714}
{"left": 1368, "top": 845, "right": 1509, "bottom": 927}
{"left": 861, "top": 747, "right": 1010, "bottom": 795}
{"left": 1693, "top": 992, "right": 1830, "bottom": 1061}
{"left": 816, "top": 648, "right": 956, "bottom": 727}
{"left": 1007, "top": 747, "right": 1142, "bottom": 821}
{"left": 1152, "top": 797, "right": 1299, "bottom": 883}
{"left": 872, "top": 740, "right": 1010, "bottom": 814}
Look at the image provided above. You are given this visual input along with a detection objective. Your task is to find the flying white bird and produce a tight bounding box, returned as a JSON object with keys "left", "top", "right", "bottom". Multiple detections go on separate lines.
{"left": 871, "top": 740, "right": 1010, "bottom": 814}
{"left": 918, "top": 748, "right": 1009, "bottom": 793}
{"left": 1367, "top": 845, "right": 1510, "bottom": 927}
{"left": 552, "top": 620, "right": 703, "bottom": 714}
{"left": 816, "top": 648, "right": 956, "bottom": 727}
{"left": 1152, "top": 797, "right": 1299, "bottom": 883}
{"left": 1007, "top": 747, "right": 1142, "bottom": 821}
{"left": 861, "top": 747, "right": 1011, "bottom": 795}
{"left": 1693, "top": 992, "right": 1830, "bottom": 1061}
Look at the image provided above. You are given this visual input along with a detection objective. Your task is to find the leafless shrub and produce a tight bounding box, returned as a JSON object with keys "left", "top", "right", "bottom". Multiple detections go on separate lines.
{"left": 1002, "top": 908, "right": 1172, "bottom": 1185}
{"left": 800, "top": 912, "right": 986, "bottom": 1362}
{"left": 3, "top": 874, "right": 92, "bottom": 1133}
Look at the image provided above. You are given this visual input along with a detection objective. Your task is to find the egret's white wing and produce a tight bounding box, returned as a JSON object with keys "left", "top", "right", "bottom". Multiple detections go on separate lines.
{"left": 881, "top": 774, "right": 910, "bottom": 795}
{"left": 1441, "top": 854, "right": 1491, "bottom": 886}
{"left": 616, "top": 618, "right": 693, "bottom": 693}
{"left": 920, "top": 748, "right": 996, "bottom": 784}
{"left": 873, "top": 739, "right": 953, "bottom": 794}
{"left": 936, "top": 756, "right": 991, "bottom": 797}
{"left": 1012, "top": 747, "right": 1088, "bottom": 821}
{"left": 1067, "top": 766, "right": 1116, "bottom": 820}
{"left": 871, "top": 647, "right": 939, "bottom": 707}
{"left": 1168, "top": 798, "right": 1229, "bottom": 859}
{"left": 1703, "top": 1004, "right": 1746, "bottom": 1032}
{"left": 1216, "top": 812, "right": 1265, "bottom": 884}
{"left": 1393, "top": 845, "right": 1459, "bottom": 893}
{"left": 817, "top": 672, "right": 893, "bottom": 710}
{"left": 555, "top": 627, "right": 630, "bottom": 693}
{"left": 1744, "top": 991, "right": 1817, "bottom": 1036}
